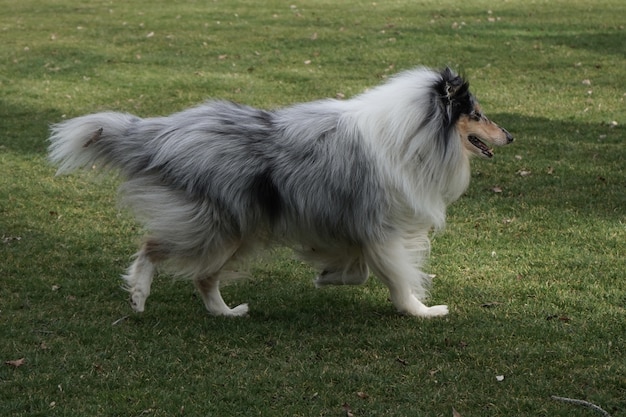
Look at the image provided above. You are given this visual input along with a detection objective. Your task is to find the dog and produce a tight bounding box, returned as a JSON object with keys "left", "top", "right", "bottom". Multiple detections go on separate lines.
{"left": 49, "top": 67, "right": 513, "bottom": 318}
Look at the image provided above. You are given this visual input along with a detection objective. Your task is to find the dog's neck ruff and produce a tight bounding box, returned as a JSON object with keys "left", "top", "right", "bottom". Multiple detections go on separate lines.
{"left": 344, "top": 68, "right": 472, "bottom": 228}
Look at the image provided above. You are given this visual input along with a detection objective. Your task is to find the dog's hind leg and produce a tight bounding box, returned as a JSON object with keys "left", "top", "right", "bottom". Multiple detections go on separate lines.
{"left": 194, "top": 275, "right": 249, "bottom": 317}
{"left": 364, "top": 238, "right": 448, "bottom": 318}
{"left": 192, "top": 241, "right": 250, "bottom": 317}
{"left": 122, "top": 240, "right": 161, "bottom": 313}
{"left": 299, "top": 247, "right": 369, "bottom": 287}
{"left": 314, "top": 257, "right": 370, "bottom": 287}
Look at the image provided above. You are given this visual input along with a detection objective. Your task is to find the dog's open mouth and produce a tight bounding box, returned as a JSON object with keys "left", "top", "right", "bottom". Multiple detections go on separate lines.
{"left": 468, "top": 135, "right": 493, "bottom": 158}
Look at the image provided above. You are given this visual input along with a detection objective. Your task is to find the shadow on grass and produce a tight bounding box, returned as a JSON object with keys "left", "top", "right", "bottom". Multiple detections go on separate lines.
{"left": 0, "top": 100, "right": 63, "bottom": 154}
{"left": 479, "top": 112, "right": 625, "bottom": 221}
{"left": 543, "top": 32, "right": 626, "bottom": 58}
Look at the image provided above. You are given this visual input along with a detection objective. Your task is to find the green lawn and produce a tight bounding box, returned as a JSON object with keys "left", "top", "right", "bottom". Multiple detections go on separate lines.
{"left": 1, "top": 0, "right": 625, "bottom": 416}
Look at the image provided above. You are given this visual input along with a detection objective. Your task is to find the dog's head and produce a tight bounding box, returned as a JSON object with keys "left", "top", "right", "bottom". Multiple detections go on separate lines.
{"left": 436, "top": 67, "right": 513, "bottom": 158}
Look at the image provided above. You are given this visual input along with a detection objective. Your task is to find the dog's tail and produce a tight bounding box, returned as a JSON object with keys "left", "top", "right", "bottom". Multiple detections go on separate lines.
{"left": 49, "top": 112, "right": 152, "bottom": 177}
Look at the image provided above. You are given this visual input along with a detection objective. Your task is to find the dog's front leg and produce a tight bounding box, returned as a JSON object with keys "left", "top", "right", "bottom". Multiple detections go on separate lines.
{"left": 364, "top": 238, "right": 448, "bottom": 317}
{"left": 194, "top": 275, "right": 248, "bottom": 317}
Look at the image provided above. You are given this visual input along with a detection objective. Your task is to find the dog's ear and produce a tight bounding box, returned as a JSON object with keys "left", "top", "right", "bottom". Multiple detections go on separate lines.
{"left": 440, "top": 67, "right": 468, "bottom": 102}
{"left": 434, "top": 67, "right": 472, "bottom": 141}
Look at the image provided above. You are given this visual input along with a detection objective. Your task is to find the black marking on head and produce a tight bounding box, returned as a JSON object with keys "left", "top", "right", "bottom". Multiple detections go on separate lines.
{"left": 433, "top": 67, "right": 474, "bottom": 150}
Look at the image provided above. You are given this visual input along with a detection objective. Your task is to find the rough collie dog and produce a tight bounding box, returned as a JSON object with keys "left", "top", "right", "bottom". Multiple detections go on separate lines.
{"left": 49, "top": 67, "right": 513, "bottom": 318}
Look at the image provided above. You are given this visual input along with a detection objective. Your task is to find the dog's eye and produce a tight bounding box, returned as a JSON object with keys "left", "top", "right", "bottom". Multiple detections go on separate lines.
{"left": 470, "top": 111, "right": 482, "bottom": 121}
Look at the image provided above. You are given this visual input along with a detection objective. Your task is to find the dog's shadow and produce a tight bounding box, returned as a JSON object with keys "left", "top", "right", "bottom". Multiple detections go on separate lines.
{"left": 230, "top": 277, "right": 398, "bottom": 323}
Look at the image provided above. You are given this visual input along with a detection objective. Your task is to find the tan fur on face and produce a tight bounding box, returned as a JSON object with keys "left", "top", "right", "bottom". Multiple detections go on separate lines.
{"left": 457, "top": 103, "right": 511, "bottom": 158}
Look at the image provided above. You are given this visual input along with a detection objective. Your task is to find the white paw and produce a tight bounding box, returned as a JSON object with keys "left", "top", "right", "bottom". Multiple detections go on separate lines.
{"left": 227, "top": 303, "right": 249, "bottom": 317}
{"left": 394, "top": 295, "right": 448, "bottom": 318}
{"left": 130, "top": 290, "right": 148, "bottom": 313}
{"left": 420, "top": 304, "right": 449, "bottom": 318}
{"left": 209, "top": 303, "right": 249, "bottom": 317}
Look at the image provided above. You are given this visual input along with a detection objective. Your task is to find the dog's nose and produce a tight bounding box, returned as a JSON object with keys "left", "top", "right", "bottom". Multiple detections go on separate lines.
{"left": 502, "top": 128, "right": 514, "bottom": 144}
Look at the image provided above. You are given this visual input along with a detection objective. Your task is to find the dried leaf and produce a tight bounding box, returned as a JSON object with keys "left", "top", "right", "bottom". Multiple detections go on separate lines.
{"left": 356, "top": 391, "right": 369, "bottom": 399}
{"left": 481, "top": 302, "right": 501, "bottom": 308}
{"left": 453, "top": 407, "right": 463, "bottom": 417}
{"left": 342, "top": 402, "right": 354, "bottom": 417}
{"left": 491, "top": 186, "right": 503, "bottom": 193}
{"left": 5, "top": 358, "right": 26, "bottom": 368}
{"left": 396, "top": 357, "right": 408, "bottom": 366}
{"left": 517, "top": 170, "right": 532, "bottom": 177}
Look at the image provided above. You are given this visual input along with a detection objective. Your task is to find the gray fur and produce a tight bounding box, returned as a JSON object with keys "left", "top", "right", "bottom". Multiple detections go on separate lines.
{"left": 51, "top": 100, "right": 389, "bottom": 250}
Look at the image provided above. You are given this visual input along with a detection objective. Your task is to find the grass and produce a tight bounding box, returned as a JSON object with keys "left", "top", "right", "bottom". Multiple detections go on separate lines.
{"left": 1, "top": 0, "right": 625, "bottom": 415}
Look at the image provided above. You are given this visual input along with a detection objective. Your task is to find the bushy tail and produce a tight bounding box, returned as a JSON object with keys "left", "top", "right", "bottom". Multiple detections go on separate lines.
{"left": 49, "top": 112, "right": 148, "bottom": 176}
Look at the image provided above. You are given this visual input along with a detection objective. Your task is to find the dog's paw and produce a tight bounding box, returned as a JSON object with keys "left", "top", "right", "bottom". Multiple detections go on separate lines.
{"left": 314, "top": 276, "right": 334, "bottom": 288}
{"left": 420, "top": 304, "right": 449, "bottom": 318}
{"left": 395, "top": 296, "right": 448, "bottom": 318}
{"left": 209, "top": 303, "right": 249, "bottom": 317}
{"left": 129, "top": 290, "right": 148, "bottom": 313}
{"left": 314, "top": 270, "right": 341, "bottom": 287}
{"left": 228, "top": 303, "right": 249, "bottom": 317}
